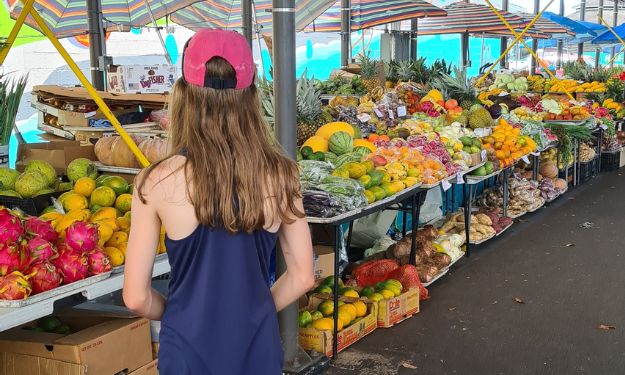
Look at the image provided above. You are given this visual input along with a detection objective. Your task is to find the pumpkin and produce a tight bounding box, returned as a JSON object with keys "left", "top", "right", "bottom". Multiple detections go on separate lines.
{"left": 139, "top": 138, "right": 169, "bottom": 164}
{"left": 539, "top": 161, "right": 558, "bottom": 178}
{"left": 329, "top": 131, "right": 354, "bottom": 155}
{"left": 301, "top": 136, "right": 329, "bottom": 153}
{"left": 352, "top": 139, "right": 377, "bottom": 153}
{"left": 94, "top": 136, "right": 117, "bottom": 166}
{"left": 316, "top": 122, "right": 355, "bottom": 140}
{"left": 112, "top": 135, "right": 145, "bottom": 168}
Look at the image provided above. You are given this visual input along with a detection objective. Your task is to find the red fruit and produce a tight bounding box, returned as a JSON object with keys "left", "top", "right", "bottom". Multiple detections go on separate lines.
{"left": 29, "top": 262, "right": 62, "bottom": 294}
{"left": 0, "top": 209, "right": 24, "bottom": 245}
{"left": 26, "top": 237, "right": 57, "bottom": 265}
{"left": 370, "top": 155, "right": 388, "bottom": 167}
{"left": 87, "top": 249, "right": 112, "bottom": 275}
{"left": 445, "top": 99, "right": 459, "bottom": 110}
{"left": 0, "top": 271, "right": 32, "bottom": 300}
{"left": 52, "top": 249, "right": 89, "bottom": 284}
{"left": 65, "top": 222, "right": 99, "bottom": 253}
{"left": 24, "top": 217, "right": 58, "bottom": 243}
{"left": 0, "top": 243, "right": 26, "bottom": 276}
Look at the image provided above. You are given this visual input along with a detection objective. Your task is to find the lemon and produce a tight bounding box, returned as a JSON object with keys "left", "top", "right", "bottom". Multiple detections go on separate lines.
{"left": 298, "top": 311, "right": 313, "bottom": 328}
{"left": 103, "top": 247, "right": 125, "bottom": 267}
{"left": 385, "top": 285, "right": 402, "bottom": 297}
{"left": 318, "top": 300, "right": 334, "bottom": 317}
{"left": 337, "top": 311, "right": 352, "bottom": 327}
{"left": 338, "top": 304, "right": 357, "bottom": 323}
{"left": 73, "top": 177, "right": 96, "bottom": 197}
{"left": 352, "top": 301, "right": 367, "bottom": 317}
{"left": 342, "top": 290, "right": 360, "bottom": 299}
{"left": 380, "top": 289, "right": 395, "bottom": 300}
{"left": 369, "top": 293, "right": 384, "bottom": 302}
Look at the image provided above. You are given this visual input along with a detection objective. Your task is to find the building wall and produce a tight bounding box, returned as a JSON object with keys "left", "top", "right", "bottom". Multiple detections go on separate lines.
{"left": 569, "top": 0, "right": 625, "bottom": 25}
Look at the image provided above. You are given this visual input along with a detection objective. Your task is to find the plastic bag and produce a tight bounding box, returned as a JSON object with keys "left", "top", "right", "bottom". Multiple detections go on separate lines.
{"left": 149, "top": 109, "right": 170, "bottom": 131}
{"left": 299, "top": 160, "right": 334, "bottom": 183}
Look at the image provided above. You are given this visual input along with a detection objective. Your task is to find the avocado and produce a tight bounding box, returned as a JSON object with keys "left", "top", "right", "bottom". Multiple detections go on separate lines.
{"left": 38, "top": 316, "right": 62, "bottom": 333}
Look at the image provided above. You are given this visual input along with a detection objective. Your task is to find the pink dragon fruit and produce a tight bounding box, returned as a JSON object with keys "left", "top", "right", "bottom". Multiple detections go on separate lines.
{"left": 26, "top": 237, "right": 57, "bottom": 265}
{"left": 0, "top": 209, "right": 24, "bottom": 245}
{"left": 65, "top": 222, "right": 99, "bottom": 253}
{"left": 52, "top": 249, "right": 89, "bottom": 284}
{"left": 29, "top": 262, "right": 62, "bottom": 294}
{"left": 24, "top": 217, "right": 58, "bottom": 243}
{"left": 87, "top": 249, "right": 112, "bottom": 275}
{"left": 0, "top": 243, "right": 27, "bottom": 276}
{"left": 0, "top": 271, "right": 32, "bottom": 300}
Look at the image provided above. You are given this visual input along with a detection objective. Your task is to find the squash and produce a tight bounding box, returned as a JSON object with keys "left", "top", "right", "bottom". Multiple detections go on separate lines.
{"left": 112, "top": 135, "right": 145, "bottom": 168}
{"left": 139, "top": 138, "right": 169, "bottom": 164}
{"left": 352, "top": 139, "right": 377, "bottom": 153}
{"left": 316, "top": 122, "right": 355, "bottom": 140}
{"left": 539, "top": 161, "right": 558, "bottom": 178}
{"left": 329, "top": 131, "right": 354, "bottom": 155}
{"left": 301, "top": 136, "right": 329, "bottom": 153}
{"left": 94, "top": 136, "right": 117, "bottom": 166}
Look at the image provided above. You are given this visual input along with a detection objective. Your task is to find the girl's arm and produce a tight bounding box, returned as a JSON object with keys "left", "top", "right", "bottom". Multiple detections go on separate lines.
{"left": 123, "top": 184, "right": 166, "bottom": 320}
{"left": 271, "top": 198, "right": 315, "bottom": 311}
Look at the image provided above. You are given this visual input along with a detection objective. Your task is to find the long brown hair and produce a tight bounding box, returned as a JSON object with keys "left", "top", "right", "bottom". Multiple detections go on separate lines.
{"left": 138, "top": 57, "right": 303, "bottom": 233}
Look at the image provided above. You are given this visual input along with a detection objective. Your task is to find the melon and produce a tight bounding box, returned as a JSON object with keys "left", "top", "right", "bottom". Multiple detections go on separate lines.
{"left": 66, "top": 158, "right": 98, "bottom": 183}
{"left": 15, "top": 171, "right": 49, "bottom": 198}
{"left": 0, "top": 168, "right": 20, "bottom": 191}
{"left": 328, "top": 132, "right": 354, "bottom": 155}
{"left": 316, "top": 122, "right": 355, "bottom": 140}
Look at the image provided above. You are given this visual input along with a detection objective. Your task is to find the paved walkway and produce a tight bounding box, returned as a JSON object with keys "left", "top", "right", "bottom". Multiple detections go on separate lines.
{"left": 328, "top": 170, "right": 625, "bottom": 375}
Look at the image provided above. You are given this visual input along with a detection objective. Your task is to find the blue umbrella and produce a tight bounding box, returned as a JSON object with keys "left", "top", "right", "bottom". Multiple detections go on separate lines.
{"left": 542, "top": 12, "right": 596, "bottom": 40}
{"left": 592, "top": 23, "right": 625, "bottom": 44}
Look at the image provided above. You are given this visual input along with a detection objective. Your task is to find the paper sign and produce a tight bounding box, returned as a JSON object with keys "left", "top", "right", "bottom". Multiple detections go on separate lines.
{"left": 600, "top": 124, "right": 608, "bottom": 130}
{"left": 474, "top": 128, "right": 486, "bottom": 137}
{"left": 397, "top": 106, "right": 407, "bottom": 117}
{"left": 388, "top": 110, "right": 395, "bottom": 120}
{"left": 374, "top": 108, "right": 384, "bottom": 118}
{"left": 481, "top": 150, "right": 488, "bottom": 161}
{"left": 456, "top": 172, "right": 465, "bottom": 184}
{"left": 498, "top": 91, "right": 509, "bottom": 96}
{"left": 441, "top": 179, "right": 452, "bottom": 191}
{"left": 84, "top": 111, "right": 97, "bottom": 118}
{"left": 531, "top": 152, "right": 540, "bottom": 157}
{"left": 521, "top": 155, "right": 530, "bottom": 164}
{"left": 357, "top": 113, "right": 372, "bottom": 123}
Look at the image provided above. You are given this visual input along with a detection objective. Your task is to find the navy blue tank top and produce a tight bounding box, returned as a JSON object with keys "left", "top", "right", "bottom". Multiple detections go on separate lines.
{"left": 158, "top": 225, "right": 283, "bottom": 374}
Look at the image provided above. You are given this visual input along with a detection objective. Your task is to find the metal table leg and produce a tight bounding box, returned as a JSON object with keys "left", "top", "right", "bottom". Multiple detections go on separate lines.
{"left": 408, "top": 190, "right": 425, "bottom": 266}
{"left": 331, "top": 224, "right": 340, "bottom": 359}
{"left": 463, "top": 183, "right": 474, "bottom": 257}
{"left": 532, "top": 153, "right": 540, "bottom": 181}
{"left": 502, "top": 168, "right": 510, "bottom": 218}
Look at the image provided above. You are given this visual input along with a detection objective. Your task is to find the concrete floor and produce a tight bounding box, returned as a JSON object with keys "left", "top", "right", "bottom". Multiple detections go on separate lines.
{"left": 327, "top": 170, "right": 625, "bottom": 375}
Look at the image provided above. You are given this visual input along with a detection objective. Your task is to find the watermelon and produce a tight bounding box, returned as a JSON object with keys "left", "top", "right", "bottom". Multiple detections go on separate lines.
{"left": 353, "top": 146, "right": 372, "bottom": 157}
{"left": 334, "top": 153, "right": 363, "bottom": 169}
{"left": 328, "top": 132, "right": 354, "bottom": 155}
{"left": 324, "top": 152, "right": 338, "bottom": 166}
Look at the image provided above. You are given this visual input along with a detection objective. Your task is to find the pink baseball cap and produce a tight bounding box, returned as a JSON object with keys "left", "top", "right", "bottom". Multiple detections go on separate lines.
{"left": 182, "top": 28, "right": 255, "bottom": 90}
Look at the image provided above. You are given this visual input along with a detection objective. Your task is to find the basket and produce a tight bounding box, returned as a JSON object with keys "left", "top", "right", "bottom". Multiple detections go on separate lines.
{"left": 0, "top": 191, "right": 62, "bottom": 216}
{"left": 601, "top": 150, "right": 621, "bottom": 172}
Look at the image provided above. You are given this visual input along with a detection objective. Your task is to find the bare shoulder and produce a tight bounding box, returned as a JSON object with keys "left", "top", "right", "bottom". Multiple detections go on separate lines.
{"left": 136, "top": 156, "right": 188, "bottom": 201}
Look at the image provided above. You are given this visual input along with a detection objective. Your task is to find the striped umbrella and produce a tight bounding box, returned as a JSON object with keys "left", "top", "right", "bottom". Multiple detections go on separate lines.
{"left": 170, "top": 0, "right": 336, "bottom": 34}
{"left": 514, "top": 12, "right": 576, "bottom": 39}
{"left": 304, "top": 0, "right": 447, "bottom": 33}
{"left": 417, "top": 2, "right": 528, "bottom": 36}
{"left": 10, "top": 0, "right": 199, "bottom": 39}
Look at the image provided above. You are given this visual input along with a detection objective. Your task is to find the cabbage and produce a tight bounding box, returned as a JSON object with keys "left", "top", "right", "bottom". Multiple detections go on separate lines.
{"left": 541, "top": 99, "right": 562, "bottom": 114}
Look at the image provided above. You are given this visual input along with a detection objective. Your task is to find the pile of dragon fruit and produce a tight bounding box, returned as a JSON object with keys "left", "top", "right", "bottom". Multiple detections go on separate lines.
{"left": 0, "top": 208, "right": 111, "bottom": 301}
{"left": 405, "top": 135, "right": 465, "bottom": 175}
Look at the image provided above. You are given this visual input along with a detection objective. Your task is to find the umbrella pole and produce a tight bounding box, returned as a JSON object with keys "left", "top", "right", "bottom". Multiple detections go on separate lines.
{"left": 578, "top": 0, "right": 586, "bottom": 60}
{"left": 599, "top": 16, "right": 625, "bottom": 67}
{"left": 86, "top": 0, "right": 106, "bottom": 90}
{"left": 410, "top": 18, "right": 418, "bottom": 61}
{"left": 480, "top": 33, "right": 485, "bottom": 69}
{"left": 460, "top": 32, "right": 469, "bottom": 69}
{"left": 595, "top": 0, "right": 604, "bottom": 69}
{"left": 340, "top": 0, "right": 351, "bottom": 67}
{"left": 556, "top": 0, "right": 564, "bottom": 69}
{"left": 611, "top": 0, "right": 619, "bottom": 67}
{"left": 143, "top": 0, "right": 172, "bottom": 65}
{"left": 530, "top": 0, "right": 539, "bottom": 75}
{"left": 500, "top": 0, "right": 509, "bottom": 68}
{"left": 242, "top": 0, "right": 253, "bottom": 48}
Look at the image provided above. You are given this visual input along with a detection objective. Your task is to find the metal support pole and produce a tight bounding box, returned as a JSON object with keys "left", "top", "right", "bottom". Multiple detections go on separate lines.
{"left": 611, "top": 0, "right": 619, "bottom": 67}
{"left": 460, "top": 32, "right": 470, "bottom": 68}
{"left": 531, "top": 0, "right": 540, "bottom": 74}
{"left": 242, "top": 0, "right": 253, "bottom": 48}
{"left": 500, "top": 0, "right": 509, "bottom": 68}
{"left": 463, "top": 183, "right": 474, "bottom": 257}
{"left": 578, "top": 0, "right": 586, "bottom": 60}
{"left": 556, "top": 0, "right": 564, "bottom": 68}
{"left": 502, "top": 168, "right": 510, "bottom": 217}
{"left": 410, "top": 18, "right": 418, "bottom": 61}
{"left": 86, "top": 0, "right": 106, "bottom": 90}
{"left": 596, "top": 0, "right": 605, "bottom": 69}
{"left": 340, "top": 0, "right": 351, "bottom": 67}
{"left": 143, "top": 0, "right": 172, "bottom": 64}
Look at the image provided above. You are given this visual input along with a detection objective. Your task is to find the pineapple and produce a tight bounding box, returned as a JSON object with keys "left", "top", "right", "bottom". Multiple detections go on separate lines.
{"left": 357, "top": 54, "right": 380, "bottom": 94}
{"left": 411, "top": 57, "right": 429, "bottom": 84}
{"left": 396, "top": 60, "right": 414, "bottom": 84}
{"left": 295, "top": 74, "right": 324, "bottom": 146}
{"left": 431, "top": 67, "right": 479, "bottom": 109}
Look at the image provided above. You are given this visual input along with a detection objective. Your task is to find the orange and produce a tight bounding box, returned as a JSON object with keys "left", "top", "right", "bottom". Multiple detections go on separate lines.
{"left": 73, "top": 177, "right": 96, "bottom": 197}
{"left": 63, "top": 193, "right": 89, "bottom": 212}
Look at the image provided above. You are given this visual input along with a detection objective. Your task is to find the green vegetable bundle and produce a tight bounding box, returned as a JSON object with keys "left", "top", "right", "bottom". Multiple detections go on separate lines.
{"left": 0, "top": 73, "right": 28, "bottom": 145}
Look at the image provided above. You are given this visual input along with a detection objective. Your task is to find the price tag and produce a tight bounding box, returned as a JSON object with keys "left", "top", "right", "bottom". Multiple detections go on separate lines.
{"left": 481, "top": 150, "right": 488, "bottom": 161}
{"left": 441, "top": 179, "right": 452, "bottom": 191}
{"left": 357, "top": 113, "right": 372, "bottom": 123}
{"left": 397, "top": 106, "right": 407, "bottom": 117}
{"left": 474, "top": 128, "right": 485, "bottom": 137}
{"left": 521, "top": 155, "right": 530, "bottom": 164}
{"left": 531, "top": 152, "right": 540, "bottom": 157}
{"left": 388, "top": 110, "right": 395, "bottom": 120}
{"left": 600, "top": 124, "right": 608, "bottom": 130}
{"left": 456, "top": 172, "right": 465, "bottom": 184}
{"left": 374, "top": 108, "right": 384, "bottom": 118}
{"left": 84, "top": 111, "right": 97, "bottom": 118}
{"left": 498, "top": 91, "right": 509, "bottom": 96}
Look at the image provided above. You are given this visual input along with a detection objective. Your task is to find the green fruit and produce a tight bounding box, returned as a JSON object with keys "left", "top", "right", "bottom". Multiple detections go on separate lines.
{"left": 375, "top": 282, "right": 386, "bottom": 292}
{"left": 34, "top": 188, "right": 56, "bottom": 197}
{"left": 42, "top": 206, "right": 59, "bottom": 214}
{"left": 473, "top": 166, "right": 487, "bottom": 177}
{"left": 57, "top": 182, "right": 74, "bottom": 192}
{"left": 360, "top": 286, "right": 375, "bottom": 297}
{"left": 53, "top": 324, "right": 71, "bottom": 335}
{"left": 300, "top": 146, "right": 314, "bottom": 159}
{"left": 470, "top": 146, "right": 481, "bottom": 154}
{"left": 463, "top": 146, "right": 472, "bottom": 154}
{"left": 298, "top": 311, "right": 313, "bottom": 328}
{"left": 66, "top": 158, "right": 98, "bottom": 183}
{"left": 459, "top": 136, "right": 473, "bottom": 147}
{"left": 310, "top": 311, "right": 323, "bottom": 321}
{"left": 484, "top": 161, "right": 494, "bottom": 173}
{"left": 95, "top": 175, "right": 110, "bottom": 187}
{"left": 309, "top": 152, "right": 326, "bottom": 161}
{"left": 0, "top": 167, "right": 20, "bottom": 191}
{"left": 38, "top": 316, "right": 62, "bottom": 332}
{"left": 369, "top": 293, "right": 384, "bottom": 302}
{"left": 25, "top": 160, "right": 57, "bottom": 186}
{"left": 328, "top": 131, "right": 354, "bottom": 155}
{"left": 321, "top": 275, "right": 343, "bottom": 288}
{"left": 102, "top": 176, "right": 129, "bottom": 196}
{"left": 0, "top": 190, "right": 21, "bottom": 198}
{"left": 15, "top": 171, "right": 49, "bottom": 198}
{"left": 472, "top": 138, "right": 482, "bottom": 148}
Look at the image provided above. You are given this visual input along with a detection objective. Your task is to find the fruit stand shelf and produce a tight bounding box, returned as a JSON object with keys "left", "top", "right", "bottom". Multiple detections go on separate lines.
{"left": 0, "top": 255, "right": 170, "bottom": 332}
{"left": 422, "top": 254, "right": 465, "bottom": 287}
{"left": 95, "top": 163, "right": 141, "bottom": 175}
{"left": 465, "top": 169, "right": 503, "bottom": 184}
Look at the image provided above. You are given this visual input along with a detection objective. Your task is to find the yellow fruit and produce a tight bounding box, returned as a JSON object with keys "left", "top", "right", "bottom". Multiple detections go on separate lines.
{"left": 342, "top": 290, "right": 360, "bottom": 298}
{"left": 39, "top": 212, "right": 63, "bottom": 228}
{"left": 117, "top": 242, "right": 128, "bottom": 255}
{"left": 380, "top": 289, "right": 395, "bottom": 300}
{"left": 115, "top": 194, "right": 132, "bottom": 214}
{"left": 315, "top": 122, "right": 355, "bottom": 140}
{"left": 90, "top": 207, "right": 118, "bottom": 222}
{"left": 103, "top": 247, "right": 125, "bottom": 266}
{"left": 90, "top": 186, "right": 117, "bottom": 207}
{"left": 311, "top": 317, "right": 343, "bottom": 332}
{"left": 73, "top": 177, "right": 96, "bottom": 197}
{"left": 63, "top": 193, "right": 88, "bottom": 212}
{"left": 337, "top": 311, "right": 352, "bottom": 327}
{"left": 369, "top": 293, "right": 384, "bottom": 302}
{"left": 94, "top": 217, "right": 119, "bottom": 232}
{"left": 301, "top": 136, "right": 329, "bottom": 153}
{"left": 352, "top": 301, "right": 367, "bottom": 317}
{"left": 106, "top": 231, "right": 128, "bottom": 247}
{"left": 116, "top": 216, "right": 131, "bottom": 232}
{"left": 338, "top": 304, "right": 357, "bottom": 323}
{"left": 385, "top": 285, "right": 401, "bottom": 297}
{"left": 57, "top": 191, "right": 74, "bottom": 206}
{"left": 97, "top": 222, "right": 114, "bottom": 246}
{"left": 55, "top": 209, "right": 91, "bottom": 234}
{"left": 318, "top": 300, "right": 335, "bottom": 317}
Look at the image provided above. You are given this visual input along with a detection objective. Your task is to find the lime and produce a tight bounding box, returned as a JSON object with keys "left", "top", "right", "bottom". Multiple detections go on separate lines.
{"left": 298, "top": 311, "right": 313, "bottom": 328}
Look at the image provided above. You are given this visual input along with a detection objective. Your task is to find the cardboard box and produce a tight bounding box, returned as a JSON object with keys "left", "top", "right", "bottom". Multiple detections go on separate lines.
{"left": 15, "top": 141, "right": 96, "bottom": 176}
{"left": 0, "top": 310, "right": 152, "bottom": 375}
{"left": 313, "top": 245, "right": 334, "bottom": 281}
{"left": 620, "top": 149, "right": 625, "bottom": 168}
{"left": 376, "top": 287, "right": 420, "bottom": 328}
{"left": 298, "top": 295, "right": 377, "bottom": 357}
{"left": 107, "top": 65, "right": 177, "bottom": 94}
{"left": 129, "top": 359, "right": 158, "bottom": 375}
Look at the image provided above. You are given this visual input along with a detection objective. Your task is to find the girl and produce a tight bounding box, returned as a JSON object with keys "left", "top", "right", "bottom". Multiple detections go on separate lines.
{"left": 123, "top": 28, "right": 314, "bottom": 374}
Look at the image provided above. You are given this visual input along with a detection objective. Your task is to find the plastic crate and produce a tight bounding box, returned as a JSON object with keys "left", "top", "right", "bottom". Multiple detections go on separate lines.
{"left": 0, "top": 191, "right": 61, "bottom": 216}
{"left": 601, "top": 150, "right": 621, "bottom": 172}
{"left": 579, "top": 160, "right": 598, "bottom": 184}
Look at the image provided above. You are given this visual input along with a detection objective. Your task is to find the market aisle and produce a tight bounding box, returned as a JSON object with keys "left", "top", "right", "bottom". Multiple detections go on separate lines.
{"left": 327, "top": 171, "right": 625, "bottom": 375}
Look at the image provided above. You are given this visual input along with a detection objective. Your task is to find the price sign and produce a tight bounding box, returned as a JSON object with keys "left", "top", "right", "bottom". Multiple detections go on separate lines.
{"left": 84, "top": 111, "right": 97, "bottom": 118}
{"left": 441, "top": 179, "right": 452, "bottom": 191}
{"left": 397, "top": 106, "right": 407, "bottom": 117}
{"left": 357, "top": 113, "right": 372, "bottom": 123}
{"left": 456, "top": 173, "right": 465, "bottom": 185}
{"left": 600, "top": 124, "right": 608, "bottom": 130}
{"left": 388, "top": 110, "right": 395, "bottom": 120}
{"left": 474, "top": 128, "right": 486, "bottom": 137}
{"left": 521, "top": 155, "right": 530, "bottom": 164}
{"left": 374, "top": 108, "right": 384, "bottom": 118}
{"left": 481, "top": 150, "right": 488, "bottom": 161}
